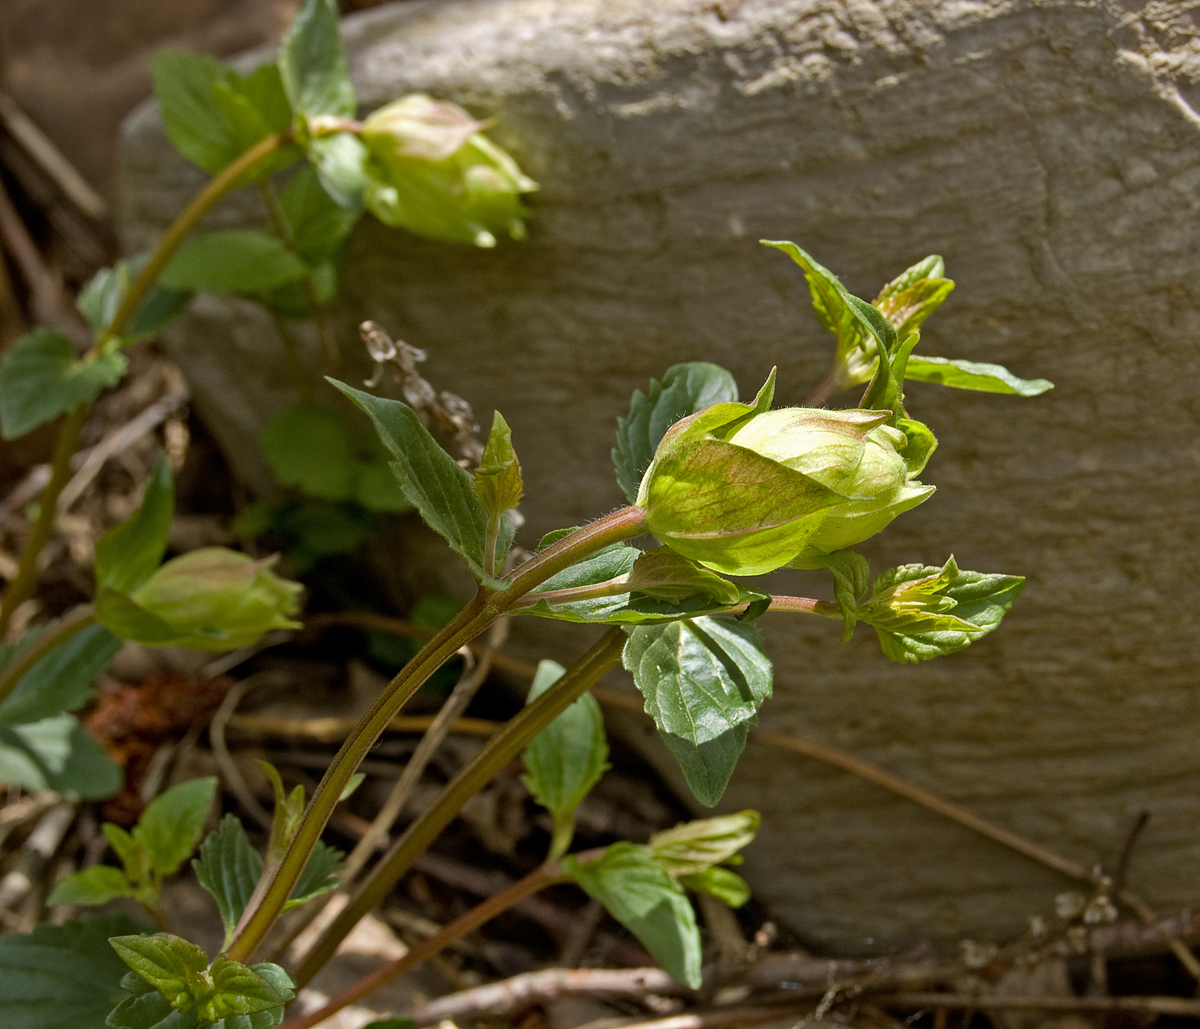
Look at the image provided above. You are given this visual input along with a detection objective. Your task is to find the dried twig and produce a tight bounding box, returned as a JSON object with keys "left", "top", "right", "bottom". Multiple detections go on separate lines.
{"left": 210, "top": 673, "right": 280, "bottom": 830}
{"left": 0, "top": 801, "right": 75, "bottom": 914}
{"left": 0, "top": 791, "right": 60, "bottom": 851}
{"left": 227, "top": 711, "right": 501, "bottom": 742}
{"left": 876, "top": 991, "right": 1200, "bottom": 1017}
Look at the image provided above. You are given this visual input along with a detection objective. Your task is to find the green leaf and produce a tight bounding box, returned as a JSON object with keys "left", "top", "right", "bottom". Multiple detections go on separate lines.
{"left": 563, "top": 843, "right": 702, "bottom": 988}
{"left": 133, "top": 778, "right": 218, "bottom": 877}
{"left": 329, "top": 380, "right": 499, "bottom": 586}
{"left": 106, "top": 824, "right": 152, "bottom": 891}
{"left": 905, "top": 356, "right": 1054, "bottom": 396}
{"left": 761, "top": 240, "right": 864, "bottom": 361}
{"left": 613, "top": 363, "right": 739, "bottom": 503}
{"left": 95, "top": 589, "right": 187, "bottom": 647}
{"left": 0, "top": 912, "right": 148, "bottom": 1029}
{"left": 108, "top": 935, "right": 209, "bottom": 1010}
{"left": 160, "top": 232, "right": 309, "bottom": 294}
{"left": 844, "top": 292, "right": 897, "bottom": 357}
{"left": 521, "top": 660, "right": 609, "bottom": 827}
{"left": 817, "top": 550, "right": 870, "bottom": 642}
{"left": 106, "top": 971, "right": 198, "bottom": 1029}
{"left": 875, "top": 254, "right": 945, "bottom": 297}
{"left": 260, "top": 405, "right": 357, "bottom": 500}
{"left": 859, "top": 328, "right": 919, "bottom": 418}
{"left": 193, "top": 815, "right": 263, "bottom": 947}
{"left": 648, "top": 811, "right": 760, "bottom": 876}
{"left": 874, "top": 276, "right": 955, "bottom": 341}
{"left": 277, "top": 166, "right": 359, "bottom": 264}
{"left": 0, "top": 620, "right": 121, "bottom": 727}
{"left": 78, "top": 257, "right": 191, "bottom": 345}
{"left": 260, "top": 761, "right": 305, "bottom": 865}
{"left": 0, "top": 713, "right": 122, "bottom": 799}
{"left": 622, "top": 617, "right": 772, "bottom": 806}
{"left": 48, "top": 865, "right": 137, "bottom": 907}
{"left": 678, "top": 867, "right": 751, "bottom": 908}
{"left": 286, "top": 839, "right": 345, "bottom": 910}
{"left": 96, "top": 453, "right": 174, "bottom": 594}
{"left": 859, "top": 557, "right": 1025, "bottom": 664}
{"left": 0, "top": 327, "right": 127, "bottom": 439}
{"left": 279, "top": 0, "right": 355, "bottom": 119}
{"left": 625, "top": 550, "right": 742, "bottom": 605}
{"left": 894, "top": 416, "right": 938, "bottom": 477}
{"left": 306, "top": 132, "right": 368, "bottom": 210}
{"left": 474, "top": 411, "right": 523, "bottom": 517}
{"left": 197, "top": 958, "right": 285, "bottom": 1022}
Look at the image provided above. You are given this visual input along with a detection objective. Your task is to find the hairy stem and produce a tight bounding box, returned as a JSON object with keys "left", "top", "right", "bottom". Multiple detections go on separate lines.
{"left": 292, "top": 626, "right": 627, "bottom": 987}
{"left": 227, "top": 510, "right": 645, "bottom": 965}
{"left": 0, "top": 603, "right": 96, "bottom": 710}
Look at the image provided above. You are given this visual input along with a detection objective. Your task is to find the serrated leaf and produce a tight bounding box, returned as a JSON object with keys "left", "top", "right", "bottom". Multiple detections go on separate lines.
{"left": 678, "top": 867, "right": 751, "bottom": 908}
{"left": 277, "top": 166, "right": 359, "bottom": 264}
{"left": 0, "top": 620, "right": 121, "bottom": 727}
{"left": 193, "top": 815, "right": 263, "bottom": 946}
{"left": 859, "top": 557, "right": 1025, "bottom": 663}
{"left": 0, "top": 913, "right": 148, "bottom": 1029}
{"left": 613, "top": 363, "right": 739, "bottom": 503}
{"left": 286, "top": 839, "right": 344, "bottom": 910}
{"left": 78, "top": 257, "right": 191, "bottom": 345}
{"left": 329, "top": 380, "right": 499, "bottom": 586}
{"left": 474, "top": 411, "right": 523, "bottom": 517}
{"left": 307, "top": 132, "right": 368, "bottom": 210}
{"left": 521, "top": 660, "right": 609, "bottom": 833}
{"left": 260, "top": 405, "right": 357, "bottom": 500}
{"left": 817, "top": 550, "right": 870, "bottom": 642}
{"left": 0, "top": 713, "right": 122, "bottom": 799}
{"left": 134, "top": 778, "right": 218, "bottom": 877}
{"left": 96, "top": 453, "right": 174, "bottom": 594}
{"left": 622, "top": 617, "right": 772, "bottom": 806}
{"left": 109, "top": 935, "right": 209, "bottom": 1010}
{"left": 648, "top": 811, "right": 760, "bottom": 877}
{"left": 563, "top": 843, "right": 702, "bottom": 988}
{"left": 905, "top": 356, "right": 1054, "bottom": 396}
{"left": 279, "top": 0, "right": 355, "bottom": 119}
{"left": 198, "top": 959, "right": 284, "bottom": 1021}
{"left": 160, "top": 232, "right": 309, "bottom": 294}
{"left": 0, "top": 327, "right": 127, "bottom": 439}
{"left": 48, "top": 865, "right": 137, "bottom": 907}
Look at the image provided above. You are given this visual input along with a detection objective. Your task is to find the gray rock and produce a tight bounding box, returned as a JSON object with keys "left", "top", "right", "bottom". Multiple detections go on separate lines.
{"left": 119, "top": 0, "right": 1200, "bottom": 952}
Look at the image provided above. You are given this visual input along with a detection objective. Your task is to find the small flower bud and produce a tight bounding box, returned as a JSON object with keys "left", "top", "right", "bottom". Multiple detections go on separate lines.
{"left": 130, "top": 548, "right": 302, "bottom": 652}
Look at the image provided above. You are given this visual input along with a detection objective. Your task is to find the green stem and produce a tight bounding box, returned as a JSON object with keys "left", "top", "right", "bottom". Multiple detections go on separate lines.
{"left": 0, "top": 604, "right": 96, "bottom": 710}
{"left": 292, "top": 625, "right": 627, "bottom": 987}
{"left": 547, "top": 815, "right": 576, "bottom": 863}
{"left": 227, "top": 509, "right": 645, "bottom": 966}
{"left": 0, "top": 130, "right": 293, "bottom": 639}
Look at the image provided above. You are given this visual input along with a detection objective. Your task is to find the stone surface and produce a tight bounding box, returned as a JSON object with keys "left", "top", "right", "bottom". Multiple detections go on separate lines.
{"left": 120, "top": 0, "right": 1200, "bottom": 952}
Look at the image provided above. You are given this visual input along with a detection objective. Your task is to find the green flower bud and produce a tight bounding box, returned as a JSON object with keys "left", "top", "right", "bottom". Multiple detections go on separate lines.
{"left": 638, "top": 405, "right": 933, "bottom": 576}
{"left": 361, "top": 94, "right": 537, "bottom": 248}
{"left": 129, "top": 548, "right": 303, "bottom": 652}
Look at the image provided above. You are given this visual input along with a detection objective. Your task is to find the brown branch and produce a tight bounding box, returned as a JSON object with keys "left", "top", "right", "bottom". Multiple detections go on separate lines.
{"left": 876, "top": 991, "right": 1200, "bottom": 1018}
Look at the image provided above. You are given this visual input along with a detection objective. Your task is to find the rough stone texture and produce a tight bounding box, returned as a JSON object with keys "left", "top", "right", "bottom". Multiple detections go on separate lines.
{"left": 120, "top": 0, "right": 1200, "bottom": 952}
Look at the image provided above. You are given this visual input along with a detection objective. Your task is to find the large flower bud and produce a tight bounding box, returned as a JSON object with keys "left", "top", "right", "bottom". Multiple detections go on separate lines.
{"left": 637, "top": 405, "right": 933, "bottom": 576}
{"left": 128, "top": 548, "right": 303, "bottom": 652}
{"left": 361, "top": 94, "right": 537, "bottom": 248}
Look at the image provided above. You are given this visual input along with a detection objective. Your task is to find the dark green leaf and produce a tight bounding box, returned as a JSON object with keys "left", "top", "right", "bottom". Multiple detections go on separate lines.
{"left": 48, "top": 865, "right": 137, "bottom": 907}
{"left": 613, "top": 363, "right": 739, "bottom": 503}
{"left": 96, "top": 453, "right": 174, "bottom": 594}
{"left": 286, "top": 840, "right": 344, "bottom": 910}
{"left": 0, "top": 620, "right": 121, "bottom": 727}
{"left": 160, "top": 232, "right": 309, "bottom": 294}
{"left": 279, "top": 0, "right": 355, "bottom": 118}
{"left": 106, "top": 971, "right": 198, "bottom": 1029}
{"left": 329, "top": 380, "right": 498, "bottom": 586}
{"left": 859, "top": 557, "right": 1025, "bottom": 663}
{"left": 193, "top": 815, "right": 263, "bottom": 946}
{"left": 844, "top": 293, "right": 897, "bottom": 355}
{"left": 0, "top": 913, "right": 148, "bottom": 1029}
{"left": 474, "top": 411, "right": 523, "bottom": 518}
{"left": 78, "top": 257, "right": 191, "bottom": 345}
{"left": 648, "top": 811, "right": 760, "bottom": 876}
{"left": 277, "top": 166, "right": 359, "bottom": 263}
{"left": 260, "top": 405, "right": 357, "bottom": 500}
{"left": 563, "top": 843, "right": 702, "bottom": 988}
{"left": 134, "top": 778, "right": 218, "bottom": 877}
{"left": 859, "top": 330, "right": 919, "bottom": 418}
{"left": 622, "top": 617, "right": 772, "bottom": 806}
{"left": 0, "top": 327, "right": 127, "bottom": 439}
{"left": 0, "top": 714, "right": 122, "bottom": 799}
{"left": 817, "top": 550, "right": 870, "bottom": 642}
{"left": 678, "top": 867, "right": 751, "bottom": 908}
{"left": 521, "top": 660, "right": 609, "bottom": 823}
{"left": 108, "top": 935, "right": 209, "bottom": 1010}
{"left": 198, "top": 958, "right": 284, "bottom": 1021}
{"left": 905, "top": 356, "right": 1053, "bottom": 396}
{"left": 306, "top": 132, "right": 368, "bottom": 210}
{"left": 152, "top": 50, "right": 244, "bottom": 176}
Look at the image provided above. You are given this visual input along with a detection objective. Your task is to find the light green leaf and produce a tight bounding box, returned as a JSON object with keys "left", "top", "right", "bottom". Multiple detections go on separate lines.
{"left": 307, "top": 132, "right": 368, "bottom": 210}
{"left": 105, "top": 824, "right": 152, "bottom": 892}
{"left": 648, "top": 811, "right": 760, "bottom": 877}
{"left": 279, "top": 0, "right": 354, "bottom": 119}
{"left": 521, "top": 660, "right": 609, "bottom": 845}
{"left": 96, "top": 453, "right": 174, "bottom": 594}
{"left": 286, "top": 839, "right": 345, "bottom": 910}
{"left": 0, "top": 912, "right": 148, "bottom": 1029}
{"left": 260, "top": 760, "right": 305, "bottom": 865}
{"left": 859, "top": 557, "right": 1025, "bottom": 663}
{"left": 762, "top": 239, "right": 863, "bottom": 355}
{"left": 613, "top": 363, "right": 739, "bottom": 503}
{"left": 329, "top": 380, "right": 498, "bottom": 586}
{"left": 624, "top": 550, "right": 742, "bottom": 605}
{"left": 160, "top": 232, "right": 309, "bottom": 294}
{"left": 95, "top": 588, "right": 187, "bottom": 647}
{"left": 678, "top": 867, "right": 751, "bottom": 908}
{"left": 0, "top": 327, "right": 127, "bottom": 439}
{"left": 277, "top": 166, "right": 359, "bottom": 263}
{"left": 894, "top": 416, "right": 938, "bottom": 477}
{"left": 48, "top": 865, "right": 137, "bottom": 907}
{"left": 818, "top": 550, "right": 870, "bottom": 642}
{"left": 905, "top": 356, "right": 1054, "bottom": 396}
{"left": 622, "top": 617, "right": 772, "bottom": 806}
{"left": 474, "top": 411, "right": 523, "bottom": 518}
{"left": 0, "top": 620, "right": 121, "bottom": 727}
{"left": 563, "top": 843, "right": 702, "bottom": 988}
{"left": 260, "top": 405, "right": 357, "bottom": 501}
{"left": 193, "top": 815, "right": 262, "bottom": 947}
{"left": 134, "top": 778, "right": 218, "bottom": 877}
{"left": 198, "top": 958, "right": 284, "bottom": 1022}
{"left": 875, "top": 254, "right": 945, "bottom": 297}
{"left": 0, "top": 713, "right": 122, "bottom": 800}
{"left": 78, "top": 257, "right": 191, "bottom": 345}
{"left": 109, "top": 934, "right": 209, "bottom": 1011}
{"left": 874, "top": 276, "right": 954, "bottom": 341}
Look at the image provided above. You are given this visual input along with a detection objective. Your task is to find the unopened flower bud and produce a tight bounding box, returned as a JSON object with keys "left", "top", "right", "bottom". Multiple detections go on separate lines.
{"left": 361, "top": 94, "right": 537, "bottom": 247}
{"left": 130, "top": 548, "right": 302, "bottom": 652}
